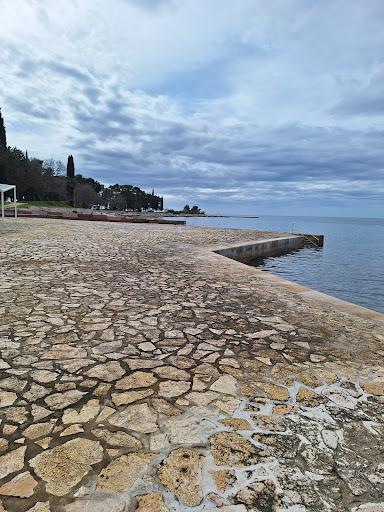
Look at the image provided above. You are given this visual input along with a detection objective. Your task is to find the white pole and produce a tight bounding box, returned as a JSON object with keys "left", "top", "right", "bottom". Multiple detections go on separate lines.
{"left": 1, "top": 191, "right": 4, "bottom": 221}
{"left": 14, "top": 187, "right": 17, "bottom": 220}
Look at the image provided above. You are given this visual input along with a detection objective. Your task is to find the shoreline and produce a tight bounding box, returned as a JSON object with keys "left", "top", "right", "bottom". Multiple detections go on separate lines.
{"left": 0, "top": 217, "right": 383, "bottom": 511}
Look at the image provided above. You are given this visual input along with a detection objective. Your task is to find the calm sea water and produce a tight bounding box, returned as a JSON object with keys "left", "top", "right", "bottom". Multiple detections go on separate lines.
{"left": 182, "top": 215, "right": 384, "bottom": 313}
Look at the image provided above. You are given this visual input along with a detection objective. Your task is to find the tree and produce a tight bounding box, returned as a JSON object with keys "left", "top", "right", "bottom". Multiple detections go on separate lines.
{"left": 0, "top": 108, "right": 6, "bottom": 150}
{"left": 66, "top": 155, "right": 75, "bottom": 206}
{"left": 66, "top": 155, "right": 75, "bottom": 178}
{"left": 190, "top": 205, "right": 204, "bottom": 214}
{"left": 74, "top": 183, "right": 98, "bottom": 208}
{"left": 183, "top": 204, "right": 190, "bottom": 213}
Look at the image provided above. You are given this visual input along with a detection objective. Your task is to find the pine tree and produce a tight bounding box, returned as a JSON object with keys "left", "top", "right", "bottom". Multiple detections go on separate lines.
{"left": 0, "top": 108, "right": 7, "bottom": 150}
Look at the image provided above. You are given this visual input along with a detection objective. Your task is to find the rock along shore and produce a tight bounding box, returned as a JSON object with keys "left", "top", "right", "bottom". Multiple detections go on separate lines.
{"left": 0, "top": 218, "right": 383, "bottom": 512}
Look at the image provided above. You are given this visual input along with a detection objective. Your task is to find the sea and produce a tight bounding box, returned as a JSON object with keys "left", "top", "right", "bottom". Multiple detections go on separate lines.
{"left": 181, "top": 215, "right": 384, "bottom": 314}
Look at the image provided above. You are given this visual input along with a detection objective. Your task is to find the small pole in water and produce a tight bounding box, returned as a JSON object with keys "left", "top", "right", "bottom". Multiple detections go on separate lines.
{"left": 291, "top": 223, "right": 294, "bottom": 234}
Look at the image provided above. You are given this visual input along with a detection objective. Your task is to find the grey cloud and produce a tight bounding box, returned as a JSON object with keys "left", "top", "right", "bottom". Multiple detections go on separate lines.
{"left": 13, "top": 54, "right": 92, "bottom": 84}
{"left": 7, "top": 96, "right": 60, "bottom": 120}
{"left": 331, "top": 95, "right": 384, "bottom": 117}
{"left": 45, "top": 62, "right": 92, "bottom": 84}
{"left": 66, "top": 87, "right": 384, "bottom": 201}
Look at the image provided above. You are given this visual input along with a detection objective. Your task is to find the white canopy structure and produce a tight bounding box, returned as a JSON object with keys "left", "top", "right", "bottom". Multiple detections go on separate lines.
{"left": 0, "top": 183, "right": 17, "bottom": 220}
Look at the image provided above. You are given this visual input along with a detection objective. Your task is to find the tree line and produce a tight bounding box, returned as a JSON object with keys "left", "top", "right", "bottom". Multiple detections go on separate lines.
{"left": 0, "top": 108, "right": 164, "bottom": 210}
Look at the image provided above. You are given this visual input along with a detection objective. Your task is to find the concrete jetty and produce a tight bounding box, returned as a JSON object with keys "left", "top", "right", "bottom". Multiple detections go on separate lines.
{"left": 0, "top": 218, "right": 383, "bottom": 511}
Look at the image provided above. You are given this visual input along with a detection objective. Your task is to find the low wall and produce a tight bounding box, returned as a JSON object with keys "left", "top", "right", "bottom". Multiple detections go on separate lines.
{"left": 4, "top": 209, "right": 185, "bottom": 225}
{"left": 214, "top": 235, "right": 307, "bottom": 263}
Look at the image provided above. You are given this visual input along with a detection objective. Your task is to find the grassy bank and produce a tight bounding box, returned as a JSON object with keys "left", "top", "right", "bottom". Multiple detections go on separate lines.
{"left": 17, "top": 200, "right": 70, "bottom": 209}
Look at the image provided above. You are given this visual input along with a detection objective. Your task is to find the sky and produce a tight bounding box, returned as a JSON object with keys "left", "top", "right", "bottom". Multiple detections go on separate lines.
{"left": 0, "top": 0, "right": 383, "bottom": 216}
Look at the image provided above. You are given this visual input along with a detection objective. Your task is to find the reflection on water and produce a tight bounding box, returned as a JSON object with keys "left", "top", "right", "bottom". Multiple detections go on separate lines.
{"left": 182, "top": 215, "right": 384, "bottom": 314}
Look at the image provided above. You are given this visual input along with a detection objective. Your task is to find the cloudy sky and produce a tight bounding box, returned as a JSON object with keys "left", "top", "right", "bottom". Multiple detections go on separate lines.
{"left": 1, "top": 0, "right": 383, "bottom": 216}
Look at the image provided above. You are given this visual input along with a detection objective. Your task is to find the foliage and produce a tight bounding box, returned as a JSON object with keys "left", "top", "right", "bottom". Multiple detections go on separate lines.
{"left": 0, "top": 108, "right": 166, "bottom": 211}
{"left": 18, "top": 201, "right": 70, "bottom": 209}
{"left": 0, "top": 109, "right": 6, "bottom": 149}
{"left": 182, "top": 204, "right": 204, "bottom": 214}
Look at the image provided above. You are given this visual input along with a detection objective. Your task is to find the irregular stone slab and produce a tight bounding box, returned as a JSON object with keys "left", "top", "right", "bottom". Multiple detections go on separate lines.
{"left": 85, "top": 361, "right": 124, "bottom": 382}
{"left": 109, "top": 403, "right": 158, "bottom": 433}
{"left": 151, "top": 399, "right": 182, "bottom": 417}
{"left": 91, "top": 428, "right": 143, "bottom": 449}
{"left": 0, "top": 377, "right": 27, "bottom": 392}
{"left": 82, "top": 322, "right": 111, "bottom": 332}
{"left": 25, "top": 384, "right": 50, "bottom": 402}
{"left": 1, "top": 406, "right": 28, "bottom": 424}
{"left": 158, "top": 448, "right": 203, "bottom": 507}
{"left": 321, "top": 429, "right": 339, "bottom": 450}
{"left": 154, "top": 366, "right": 190, "bottom": 380}
{"left": 236, "top": 480, "right": 279, "bottom": 509}
{"left": 210, "top": 375, "right": 238, "bottom": 396}
{"left": 30, "top": 438, "right": 103, "bottom": 496}
{"left": 296, "top": 387, "right": 324, "bottom": 407}
{"left": 0, "top": 446, "right": 27, "bottom": 480}
{"left": 62, "top": 399, "right": 100, "bottom": 424}
{"left": 256, "top": 382, "right": 290, "bottom": 401}
{"left": 45, "top": 390, "right": 85, "bottom": 410}
{"left": 159, "top": 380, "right": 190, "bottom": 398}
{"left": 115, "top": 371, "right": 157, "bottom": 390}
{"left": 361, "top": 380, "right": 384, "bottom": 396}
{"left": 112, "top": 389, "right": 154, "bottom": 406}
{"left": 214, "top": 397, "right": 241, "bottom": 415}
{"left": 126, "top": 360, "right": 164, "bottom": 370}
{"left": 60, "top": 424, "right": 84, "bottom": 436}
{"left": 0, "top": 471, "right": 37, "bottom": 497}
{"left": 0, "top": 391, "right": 17, "bottom": 408}
{"left": 210, "top": 470, "right": 236, "bottom": 492}
{"left": 136, "top": 493, "right": 169, "bottom": 511}
{"left": 165, "top": 407, "right": 217, "bottom": 445}
{"left": 31, "top": 405, "right": 53, "bottom": 421}
{"left": 185, "top": 391, "right": 219, "bottom": 405}
{"left": 23, "top": 420, "right": 56, "bottom": 439}
{"left": 65, "top": 496, "right": 126, "bottom": 512}
{"left": 0, "top": 439, "right": 8, "bottom": 454}
{"left": 138, "top": 342, "right": 156, "bottom": 352}
{"left": 30, "top": 370, "right": 58, "bottom": 383}
{"left": 219, "top": 418, "right": 252, "bottom": 430}
{"left": 42, "top": 345, "right": 87, "bottom": 360}
{"left": 97, "top": 453, "right": 155, "bottom": 492}
{"left": 351, "top": 504, "right": 384, "bottom": 512}
{"left": 149, "top": 432, "right": 168, "bottom": 451}
{"left": 210, "top": 432, "right": 258, "bottom": 467}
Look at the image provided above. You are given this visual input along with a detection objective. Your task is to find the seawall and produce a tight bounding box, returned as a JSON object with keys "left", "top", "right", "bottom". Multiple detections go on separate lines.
{"left": 210, "top": 235, "right": 383, "bottom": 324}
{"left": 213, "top": 234, "right": 323, "bottom": 264}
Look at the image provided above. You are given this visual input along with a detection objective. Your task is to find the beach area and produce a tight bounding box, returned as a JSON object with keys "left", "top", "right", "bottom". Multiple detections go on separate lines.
{"left": 0, "top": 217, "right": 383, "bottom": 511}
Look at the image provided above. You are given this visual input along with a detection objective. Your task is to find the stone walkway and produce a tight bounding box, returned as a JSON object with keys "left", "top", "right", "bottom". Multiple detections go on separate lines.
{"left": 0, "top": 218, "right": 383, "bottom": 512}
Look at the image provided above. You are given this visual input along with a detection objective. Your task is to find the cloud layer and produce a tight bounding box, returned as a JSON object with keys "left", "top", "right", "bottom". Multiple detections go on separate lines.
{"left": 1, "top": 0, "right": 383, "bottom": 215}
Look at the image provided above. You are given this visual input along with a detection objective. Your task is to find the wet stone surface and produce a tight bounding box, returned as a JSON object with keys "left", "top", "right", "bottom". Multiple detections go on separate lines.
{"left": 0, "top": 218, "right": 383, "bottom": 511}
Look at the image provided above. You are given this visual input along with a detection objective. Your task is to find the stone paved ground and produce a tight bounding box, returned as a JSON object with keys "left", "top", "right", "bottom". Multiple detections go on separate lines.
{"left": 0, "top": 218, "right": 383, "bottom": 512}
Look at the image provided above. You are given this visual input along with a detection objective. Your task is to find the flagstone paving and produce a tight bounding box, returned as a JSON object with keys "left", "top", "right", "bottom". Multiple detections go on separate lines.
{"left": 0, "top": 218, "right": 383, "bottom": 512}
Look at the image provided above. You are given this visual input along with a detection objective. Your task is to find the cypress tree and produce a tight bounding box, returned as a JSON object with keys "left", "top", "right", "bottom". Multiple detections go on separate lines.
{"left": 0, "top": 108, "right": 7, "bottom": 150}
{"left": 66, "top": 155, "right": 75, "bottom": 178}
{"left": 66, "top": 155, "right": 75, "bottom": 206}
